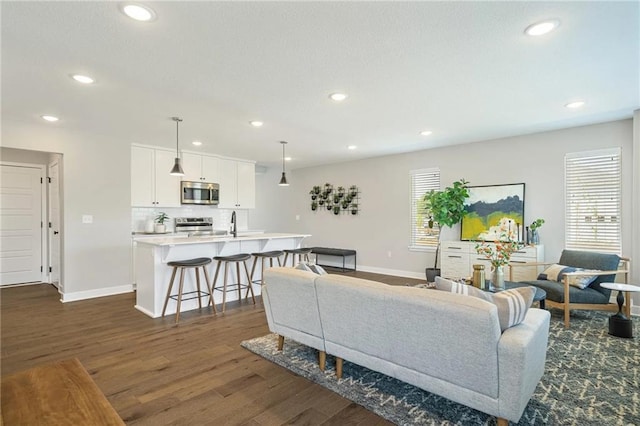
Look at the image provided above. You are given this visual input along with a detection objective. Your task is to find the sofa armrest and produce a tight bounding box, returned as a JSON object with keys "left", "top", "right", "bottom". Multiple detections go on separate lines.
{"left": 497, "top": 309, "right": 550, "bottom": 422}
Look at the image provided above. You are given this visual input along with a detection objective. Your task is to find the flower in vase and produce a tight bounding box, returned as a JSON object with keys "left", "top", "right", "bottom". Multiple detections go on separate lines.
{"left": 475, "top": 221, "right": 523, "bottom": 268}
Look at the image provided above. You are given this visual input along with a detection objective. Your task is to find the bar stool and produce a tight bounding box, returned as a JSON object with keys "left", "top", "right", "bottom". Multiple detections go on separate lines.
{"left": 212, "top": 253, "right": 255, "bottom": 313}
{"left": 246, "top": 250, "right": 284, "bottom": 299}
{"left": 161, "top": 257, "right": 215, "bottom": 323}
{"left": 283, "top": 248, "right": 312, "bottom": 267}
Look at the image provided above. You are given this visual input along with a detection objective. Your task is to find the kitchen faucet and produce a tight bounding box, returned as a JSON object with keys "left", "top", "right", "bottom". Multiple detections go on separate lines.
{"left": 231, "top": 211, "right": 237, "bottom": 238}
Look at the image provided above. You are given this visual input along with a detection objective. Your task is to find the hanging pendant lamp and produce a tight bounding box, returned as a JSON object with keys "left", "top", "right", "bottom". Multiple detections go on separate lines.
{"left": 169, "top": 116, "right": 185, "bottom": 176}
{"left": 278, "top": 141, "right": 289, "bottom": 186}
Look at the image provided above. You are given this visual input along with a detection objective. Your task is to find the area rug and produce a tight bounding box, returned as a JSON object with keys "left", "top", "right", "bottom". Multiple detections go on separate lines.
{"left": 241, "top": 310, "right": 639, "bottom": 425}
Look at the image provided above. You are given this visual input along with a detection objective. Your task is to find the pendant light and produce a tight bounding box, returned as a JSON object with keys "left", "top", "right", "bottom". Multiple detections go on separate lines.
{"left": 169, "top": 117, "right": 185, "bottom": 176}
{"left": 278, "top": 141, "right": 289, "bottom": 186}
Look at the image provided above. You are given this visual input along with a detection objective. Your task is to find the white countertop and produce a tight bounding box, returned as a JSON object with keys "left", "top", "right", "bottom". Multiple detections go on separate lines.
{"left": 134, "top": 233, "right": 310, "bottom": 247}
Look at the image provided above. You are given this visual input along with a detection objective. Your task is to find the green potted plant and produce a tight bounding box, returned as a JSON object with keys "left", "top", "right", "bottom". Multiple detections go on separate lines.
{"left": 349, "top": 185, "right": 358, "bottom": 197}
{"left": 309, "top": 189, "right": 317, "bottom": 200}
{"left": 528, "top": 218, "right": 545, "bottom": 245}
{"left": 422, "top": 179, "right": 470, "bottom": 282}
{"left": 311, "top": 201, "right": 318, "bottom": 211}
{"left": 313, "top": 185, "right": 321, "bottom": 195}
{"left": 350, "top": 203, "right": 358, "bottom": 215}
{"left": 154, "top": 212, "right": 170, "bottom": 233}
{"left": 333, "top": 205, "right": 340, "bottom": 215}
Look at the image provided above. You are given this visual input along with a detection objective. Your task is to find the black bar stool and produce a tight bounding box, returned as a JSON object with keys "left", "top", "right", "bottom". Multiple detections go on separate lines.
{"left": 246, "top": 250, "right": 284, "bottom": 299}
{"left": 161, "top": 257, "right": 215, "bottom": 323}
{"left": 283, "top": 248, "right": 312, "bottom": 266}
{"left": 212, "top": 253, "right": 255, "bottom": 312}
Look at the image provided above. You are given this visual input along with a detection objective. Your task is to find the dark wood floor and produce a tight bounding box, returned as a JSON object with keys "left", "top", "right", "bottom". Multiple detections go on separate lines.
{"left": 1, "top": 270, "right": 424, "bottom": 425}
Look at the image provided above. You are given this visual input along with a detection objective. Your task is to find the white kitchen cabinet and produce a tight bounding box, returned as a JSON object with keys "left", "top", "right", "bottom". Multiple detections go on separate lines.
{"left": 181, "top": 152, "right": 219, "bottom": 183}
{"left": 131, "top": 145, "right": 181, "bottom": 207}
{"left": 218, "top": 158, "right": 255, "bottom": 209}
{"left": 440, "top": 241, "right": 544, "bottom": 281}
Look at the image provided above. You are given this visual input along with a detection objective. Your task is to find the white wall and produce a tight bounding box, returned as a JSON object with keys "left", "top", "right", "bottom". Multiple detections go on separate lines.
{"left": 2, "top": 122, "right": 132, "bottom": 299}
{"left": 2, "top": 117, "right": 635, "bottom": 305}
{"left": 253, "top": 119, "right": 635, "bottom": 281}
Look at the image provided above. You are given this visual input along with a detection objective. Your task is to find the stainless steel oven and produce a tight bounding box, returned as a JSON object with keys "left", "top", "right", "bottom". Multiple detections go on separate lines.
{"left": 181, "top": 181, "right": 219, "bottom": 205}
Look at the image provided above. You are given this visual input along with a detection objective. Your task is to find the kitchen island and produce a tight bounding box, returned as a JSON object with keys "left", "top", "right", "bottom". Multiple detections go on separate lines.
{"left": 134, "top": 233, "right": 310, "bottom": 318}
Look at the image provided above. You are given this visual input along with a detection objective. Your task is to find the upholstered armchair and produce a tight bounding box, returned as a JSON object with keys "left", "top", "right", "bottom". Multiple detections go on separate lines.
{"left": 510, "top": 250, "right": 630, "bottom": 328}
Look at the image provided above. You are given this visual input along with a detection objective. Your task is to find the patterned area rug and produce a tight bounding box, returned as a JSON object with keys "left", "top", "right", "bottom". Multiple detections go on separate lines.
{"left": 241, "top": 310, "right": 639, "bottom": 425}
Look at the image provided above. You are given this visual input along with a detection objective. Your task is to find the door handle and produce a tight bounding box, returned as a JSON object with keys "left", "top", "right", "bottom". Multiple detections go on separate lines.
{"left": 53, "top": 231, "right": 59, "bottom": 235}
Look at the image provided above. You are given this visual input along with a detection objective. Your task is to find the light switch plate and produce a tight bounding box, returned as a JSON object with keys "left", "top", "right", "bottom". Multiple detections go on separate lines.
{"left": 82, "top": 215, "right": 93, "bottom": 224}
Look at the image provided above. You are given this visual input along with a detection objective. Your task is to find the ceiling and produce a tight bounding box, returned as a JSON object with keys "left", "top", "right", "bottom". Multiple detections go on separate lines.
{"left": 2, "top": 1, "right": 638, "bottom": 170}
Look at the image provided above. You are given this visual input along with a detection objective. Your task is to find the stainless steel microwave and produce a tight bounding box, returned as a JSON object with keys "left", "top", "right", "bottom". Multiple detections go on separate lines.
{"left": 181, "top": 181, "right": 219, "bottom": 205}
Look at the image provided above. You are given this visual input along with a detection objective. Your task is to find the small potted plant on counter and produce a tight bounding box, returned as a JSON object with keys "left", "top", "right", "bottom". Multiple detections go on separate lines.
{"left": 154, "top": 212, "right": 169, "bottom": 233}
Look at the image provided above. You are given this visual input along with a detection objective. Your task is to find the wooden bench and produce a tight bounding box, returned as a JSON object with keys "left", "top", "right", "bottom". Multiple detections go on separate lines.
{"left": 1, "top": 358, "right": 124, "bottom": 425}
{"left": 310, "top": 247, "right": 357, "bottom": 272}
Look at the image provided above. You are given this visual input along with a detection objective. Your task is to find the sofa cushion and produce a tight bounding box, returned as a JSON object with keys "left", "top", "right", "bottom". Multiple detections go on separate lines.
{"left": 558, "top": 250, "right": 620, "bottom": 294}
{"left": 435, "top": 277, "right": 535, "bottom": 332}
{"left": 537, "top": 264, "right": 600, "bottom": 289}
{"left": 518, "top": 279, "right": 609, "bottom": 304}
{"left": 295, "top": 262, "right": 328, "bottom": 275}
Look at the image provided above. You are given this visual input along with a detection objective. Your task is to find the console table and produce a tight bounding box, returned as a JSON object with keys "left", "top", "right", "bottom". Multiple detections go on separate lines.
{"left": 440, "top": 241, "right": 544, "bottom": 281}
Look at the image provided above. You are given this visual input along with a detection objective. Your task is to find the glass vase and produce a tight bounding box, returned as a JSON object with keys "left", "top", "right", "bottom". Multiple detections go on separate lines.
{"left": 492, "top": 265, "right": 505, "bottom": 291}
{"left": 530, "top": 229, "right": 540, "bottom": 245}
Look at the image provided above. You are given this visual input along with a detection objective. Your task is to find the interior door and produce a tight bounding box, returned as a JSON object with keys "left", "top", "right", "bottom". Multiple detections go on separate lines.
{"left": 0, "top": 164, "right": 43, "bottom": 285}
{"left": 48, "top": 161, "right": 61, "bottom": 287}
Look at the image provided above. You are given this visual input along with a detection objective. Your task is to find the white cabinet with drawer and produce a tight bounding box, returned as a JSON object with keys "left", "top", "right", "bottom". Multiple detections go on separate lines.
{"left": 441, "top": 241, "right": 544, "bottom": 281}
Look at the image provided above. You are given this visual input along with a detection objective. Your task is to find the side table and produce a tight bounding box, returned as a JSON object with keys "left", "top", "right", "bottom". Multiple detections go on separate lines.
{"left": 600, "top": 282, "right": 639, "bottom": 338}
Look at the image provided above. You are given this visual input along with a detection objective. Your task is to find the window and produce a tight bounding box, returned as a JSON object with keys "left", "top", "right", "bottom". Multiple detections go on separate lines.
{"left": 410, "top": 168, "right": 440, "bottom": 250}
{"left": 565, "top": 148, "right": 621, "bottom": 254}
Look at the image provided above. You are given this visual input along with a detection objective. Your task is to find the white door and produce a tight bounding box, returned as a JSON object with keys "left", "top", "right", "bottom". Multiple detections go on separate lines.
{"left": 236, "top": 161, "right": 255, "bottom": 208}
{"left": 48, "top": 161, "right": 61, "bottom": 288}
{"left": 217, "top": 158, "right": 238, "bottom": 208}
{"left": 0, "top": 165, "right": 43, "bottom": 285}
{"left": 153, "top": 149, "right": 181, "bottom": 207}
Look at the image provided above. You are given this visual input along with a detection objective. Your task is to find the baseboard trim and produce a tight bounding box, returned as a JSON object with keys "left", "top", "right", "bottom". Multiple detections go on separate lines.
{"left": 356, "top": 265, "right": 425, "bottom": 280}
{"left": 134, "top": 304, "right": 158, "bottom": 318}
{"left": 60, "top": 285, "right": 134, "bottom": 303}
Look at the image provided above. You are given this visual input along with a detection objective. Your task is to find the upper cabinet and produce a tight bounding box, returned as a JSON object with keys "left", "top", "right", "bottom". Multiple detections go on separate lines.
{"left": 181, "top": 152, "right": 219, "bottom": 183}
{"left": 218, "top": 159, "right": 255, "bottom": 209}
{"left": 131, "top": 145, "right": 181, "bottom": 207}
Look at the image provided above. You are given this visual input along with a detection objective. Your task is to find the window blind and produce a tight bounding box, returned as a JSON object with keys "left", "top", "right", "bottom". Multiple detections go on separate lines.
{"left": 410, "top": 168, "right": 440, "bottom": 249}
{"left": 565, "top": 148, "right": 621, "bottom": 254}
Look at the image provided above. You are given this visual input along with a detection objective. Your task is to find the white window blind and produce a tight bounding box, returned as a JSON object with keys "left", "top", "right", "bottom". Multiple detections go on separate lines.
{"left": 410, "top": 168, "right": 440, "bottom": 250}
{"left": 565, "top": 148, "right": 621, "bottom": 254}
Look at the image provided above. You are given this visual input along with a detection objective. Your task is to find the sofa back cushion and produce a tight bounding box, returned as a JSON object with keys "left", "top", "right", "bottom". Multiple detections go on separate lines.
{"left": 315, "top": 274, "right": 502, "bottom": 398}
{"left": 263, "top": 267, "right": 324, "bottom": 338}
{"left": 558, "top": 250, "right": 620, "bottom": 293}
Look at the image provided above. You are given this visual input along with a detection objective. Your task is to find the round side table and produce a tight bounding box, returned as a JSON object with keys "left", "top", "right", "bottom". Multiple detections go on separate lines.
{"left": 600, "top": 283, "right": 639, "bottom": 338}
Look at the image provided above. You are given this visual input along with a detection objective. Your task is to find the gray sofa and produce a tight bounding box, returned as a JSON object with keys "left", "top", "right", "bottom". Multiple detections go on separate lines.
{"left": 262, "top": 267, "right": 550, "bottom": 425}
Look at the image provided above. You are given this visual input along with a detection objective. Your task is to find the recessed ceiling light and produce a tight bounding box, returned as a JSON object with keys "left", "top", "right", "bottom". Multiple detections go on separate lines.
{"left": 41, "top": 115, "right": 59, "bottom": 122}
{"left": 192, "top": 141, "right": 202, "bottom": 146}
{"left": 284, "top": 157, "right": 292, "bottom": 161}
{"left": 347, "top": 145, "right": 357, "bottom": 150}
{"left": 250, "top": 121, "right": 263, "bottom": 127}
{"left": 71, "top": 74, "right": 95, "bottom": 84}
{"left": 524, "top": 20, "right": 560, "bottom": 36}
{"left": 329, "top": 93, "right": 348, "bottom": 102}
{"left": 119, "top": 3, "right": 157, "bottom": 22}
{"left": 420, "top": 130, "right": 433, "bottom": 136}
{"left": 565, "top": 100, "right": 586, "bottom": 109}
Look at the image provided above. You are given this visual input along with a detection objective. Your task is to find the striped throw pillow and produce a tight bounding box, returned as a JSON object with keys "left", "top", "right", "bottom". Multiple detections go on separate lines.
{"left": 435, "top": 276, "right": 535, "bottom": 332}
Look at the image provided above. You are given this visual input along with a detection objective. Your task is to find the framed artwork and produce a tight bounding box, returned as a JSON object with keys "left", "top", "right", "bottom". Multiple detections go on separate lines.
{"left": 460, "top": 183, "right": 525, "bottom": 241}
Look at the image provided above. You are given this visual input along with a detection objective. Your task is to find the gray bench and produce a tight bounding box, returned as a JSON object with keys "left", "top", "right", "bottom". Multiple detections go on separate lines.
{"left": 310, "top": 247, "right": 357, "bottom": 272}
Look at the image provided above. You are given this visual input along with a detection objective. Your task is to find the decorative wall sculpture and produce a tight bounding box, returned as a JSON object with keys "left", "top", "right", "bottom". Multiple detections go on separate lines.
{"left": 310, "top": 183, "right": 359, "bottom": 215}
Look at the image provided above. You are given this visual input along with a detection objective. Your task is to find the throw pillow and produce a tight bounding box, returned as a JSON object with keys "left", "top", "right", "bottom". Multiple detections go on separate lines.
{"left": 537, "top": 263, "right": 599, "bottom": 289}
{"left": 294, "top": 262, "right": 328, "bottom": 275}
{"left": 435, "top": 276, "right": 535, "bottom": 332}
